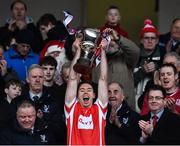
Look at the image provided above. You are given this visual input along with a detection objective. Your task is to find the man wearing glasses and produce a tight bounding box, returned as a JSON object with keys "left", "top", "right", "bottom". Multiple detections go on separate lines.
{"left": 138, "top": 84, "right": 180, "bottom": 144}
{"left": 134, "top": 19, "right": 163, "bottom": 112}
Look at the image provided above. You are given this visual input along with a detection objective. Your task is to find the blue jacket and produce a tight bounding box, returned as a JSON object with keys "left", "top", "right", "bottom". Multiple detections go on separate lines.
{"left": 4, "top": 47, "right": 39, "bottom": 81}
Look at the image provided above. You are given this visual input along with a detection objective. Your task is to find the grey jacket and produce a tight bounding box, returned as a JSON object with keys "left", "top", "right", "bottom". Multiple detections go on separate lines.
{"left": 92, "top": 36, "right": 140, "bottom": 110}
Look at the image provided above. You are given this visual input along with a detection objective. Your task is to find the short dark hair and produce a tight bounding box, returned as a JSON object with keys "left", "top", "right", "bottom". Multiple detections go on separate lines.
{"left": 77, "top": 81, "right": 98, "bottom": 95}
{"left": 107, "top": 5, "right": 120, "bottom": 12}
{"left": 37, "top": 13, "right": 57, "bottom": 27}
{"left": 160, "top": 63, "right": 177, "bottom": 74}
{"left": 147, "top": 84, "right": 166, "bottom": 98}
{"left": 39, "top": 56, "right": 57, "bottom": 68}
{"left": 172, "top": 18, "right": 180, "bottom": 25}
{"left": 5, "top": 79, "right": 22, "bottom": 89}
{"left": 77, "top": 81, "right": 94, "bottom": 92}
{"left": 10, "top": 0, "right": 27, "bottom": 11}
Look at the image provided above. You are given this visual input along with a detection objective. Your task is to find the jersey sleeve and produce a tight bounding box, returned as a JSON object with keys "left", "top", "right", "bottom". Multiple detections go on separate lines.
{"left": 64, "top": 97, "right": 77, "bottom": 119}
{"left": 95, "top": 98, "right": 108, "bottom": 119}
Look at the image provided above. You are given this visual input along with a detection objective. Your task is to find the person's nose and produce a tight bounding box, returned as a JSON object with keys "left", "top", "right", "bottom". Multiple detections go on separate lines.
{"left": 47, "top": 69, "right": 50, "bottom": 74}
{"left": 36, "top": 77, "right": 40, "bottom": 82}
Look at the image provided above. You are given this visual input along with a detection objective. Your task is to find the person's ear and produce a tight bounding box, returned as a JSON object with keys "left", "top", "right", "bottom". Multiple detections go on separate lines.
{"left": 175, "top": 73, "right": 178, "bottom": 81}
{"left": 93, "top": 93, "right": 95, "bottom": 99}
{"left": 155, "top": 38, "right": 159, "bottom": 45}
{"left": 26, "top": 77, "right": 30, "bottom": 83}
{"left": 4, "top": 88, "right": 8, "bottom": 94}
{"left": 140, "top": 38, "right": 144, "bottom": 44}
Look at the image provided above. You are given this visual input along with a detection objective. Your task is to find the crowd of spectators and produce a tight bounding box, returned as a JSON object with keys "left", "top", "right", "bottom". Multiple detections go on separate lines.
{"left": 0, "top": 0, "right": 180, "bottom": 145}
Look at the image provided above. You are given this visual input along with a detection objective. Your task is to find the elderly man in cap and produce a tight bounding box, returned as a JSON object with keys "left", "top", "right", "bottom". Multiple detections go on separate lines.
{"left": 4, "top": 29, "right": 39, "bottom": 82}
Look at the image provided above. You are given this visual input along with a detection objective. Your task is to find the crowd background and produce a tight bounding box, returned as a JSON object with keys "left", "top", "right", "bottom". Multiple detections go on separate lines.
{"left": 0, "top": 0, "right": 180, "bottom": 145}
{"left": 0, "top": 0, "right": 180, "bottom": 44}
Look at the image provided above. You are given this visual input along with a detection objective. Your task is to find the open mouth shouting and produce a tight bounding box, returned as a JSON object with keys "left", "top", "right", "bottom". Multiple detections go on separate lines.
{"left": 83, "top": 96, "right": 90, "bottom": 103}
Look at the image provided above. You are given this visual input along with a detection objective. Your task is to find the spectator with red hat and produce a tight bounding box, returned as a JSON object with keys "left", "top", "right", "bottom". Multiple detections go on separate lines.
{"left": 134, "top": 19, "right": 163, "bottom": 112}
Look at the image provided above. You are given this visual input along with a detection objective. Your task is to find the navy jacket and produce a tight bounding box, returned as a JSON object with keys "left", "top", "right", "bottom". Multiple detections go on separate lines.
{"left": 105, "top": 101, "right": 140, "bottom": 144}
{"left": 140, "top": 109, "right": 180, "bottom": 144}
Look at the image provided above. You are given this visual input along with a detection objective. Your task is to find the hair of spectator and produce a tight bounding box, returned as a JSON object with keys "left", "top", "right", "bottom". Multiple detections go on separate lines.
{"left": 172, "top": 17, "right": 180, "bottom": 25}
{"left": 107, "top": 5, "right": 120, "bottom": 12}
{"left": 147, "top": 84, "right": 166, "bottom": 98}
{"left": 108, "top": 82, "right": 124, "bottom": 94}
{"left": 62, "top": 61, "right": 71, "bottom": 71}
{"left": 27, "top": 64, "right": 43, "bottom": 76}
{"left": 160, "top": 63, "right": 177, "bottom": 74}
{"left": 39, "top": 56, "right": 58, "bottom": 69}
{"left": 37, "top": 13, "right": 57, "bottom": 28}
{"left": 10, "top": 0, "right": 27, "bottom": 11}
{"left": 5, "top": 79, "right": 22, "bottom": 89}
{"left": 164, "top": 52, "right": 180, "bottom": 64}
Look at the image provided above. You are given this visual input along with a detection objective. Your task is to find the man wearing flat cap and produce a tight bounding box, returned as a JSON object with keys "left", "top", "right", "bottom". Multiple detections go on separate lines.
{"left": 4, "top": 29, "right": 39, "bottom": 82}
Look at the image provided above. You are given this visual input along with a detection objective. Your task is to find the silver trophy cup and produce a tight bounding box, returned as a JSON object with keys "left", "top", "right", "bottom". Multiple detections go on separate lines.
{"left": 74, "top": 28, "right": 100, "bottom": 75}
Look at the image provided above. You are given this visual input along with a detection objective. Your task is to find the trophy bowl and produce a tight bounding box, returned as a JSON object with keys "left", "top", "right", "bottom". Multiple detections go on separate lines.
{"left": 74, "top": 28, "right": 100, "bottom": 75}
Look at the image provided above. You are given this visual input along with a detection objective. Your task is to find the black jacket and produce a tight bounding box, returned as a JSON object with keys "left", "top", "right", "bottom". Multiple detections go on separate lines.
{"left": 140, "top": 109, "right": 180, "bottom": 144}
{"left": 105, "top": 101, "right": 140, "bottom": 144}
{"left": 10, "top": 84, "right": 66, "bottom": 144}
{"left": 0, "top": 119, "right": 54, "bottom": 144}
{"left": 0, "top": 98, "right": 14, "bottom": 132}
{"left": 0, "top": 22, "right": 43, "bottom": 53}
{"left": 159, "top": 32, "right": 180, "bottom": 55}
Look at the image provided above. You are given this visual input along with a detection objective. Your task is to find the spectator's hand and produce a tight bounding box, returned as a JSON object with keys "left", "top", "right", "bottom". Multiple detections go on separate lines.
{"left": 154, "top": 70, "right": 161, "bottom": 85}
{"left": 143, "top": 61, "right": 156, "bottom": 73}
{"left": 103, "top": 28, "right": 119, "bottom": 41}
{"left": 139, "top": 120, "right": 153, "bottom": 138}
{"left": 0, "top": 59, "right": 7, "bottom": 76}
{"left": 165, "top": 97, "right": 177, "bottom": 113}
{"left": 16, "top": 20, "right": 27, "bottom": 30}
{"left": 99, "top": 38, "right": 108, "bottom": 51}
{"left": 109, "top": 102, "right": 119, "bottom": 124}
{"left": 8, "top": 20, "right": 17, "bottom": 31}
{"left": 37, "top": 109, "right": 43, "bottom": 119}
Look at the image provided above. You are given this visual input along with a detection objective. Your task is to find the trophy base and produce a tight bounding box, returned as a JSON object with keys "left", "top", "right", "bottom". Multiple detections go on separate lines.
{"left": 74, "top": 58, "right": 92, "bottom": 75}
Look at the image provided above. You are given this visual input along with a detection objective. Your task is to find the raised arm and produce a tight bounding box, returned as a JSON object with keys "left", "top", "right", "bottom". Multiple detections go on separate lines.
{"left": 103, "top": 28, "right": 140, "bottom": 69}
{"left": 65, "top": 38, "right": 81, "bottom": 104}
{"left": 98, "top": 39, "right": 108, "bottom": 105}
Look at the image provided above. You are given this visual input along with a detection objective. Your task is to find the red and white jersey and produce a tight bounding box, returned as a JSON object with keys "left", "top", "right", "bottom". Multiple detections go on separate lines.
{"left": 167, "top": 89, "right": 180, "bottom": 114}
{"left": 64, "top": 97, "right": 108, "bottom": 145}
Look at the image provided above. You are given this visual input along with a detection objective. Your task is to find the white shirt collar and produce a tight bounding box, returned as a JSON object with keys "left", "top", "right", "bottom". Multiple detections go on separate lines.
{"left": 29, "top": 91, "right": 42, "bottom": 100}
